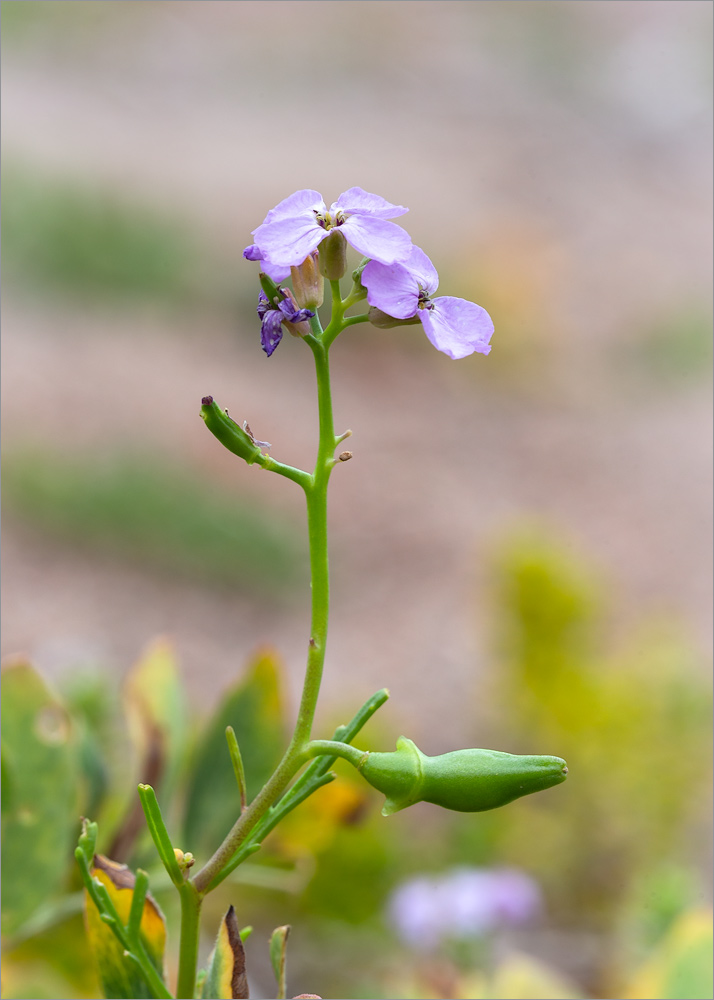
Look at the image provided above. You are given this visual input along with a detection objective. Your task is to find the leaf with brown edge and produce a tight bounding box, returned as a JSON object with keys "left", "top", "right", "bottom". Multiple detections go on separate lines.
{"left": 201, "top": 905, "right": 248, "bottom": 1000}
{"left": 84, "top": 855, "right": 167, "bottom": 999}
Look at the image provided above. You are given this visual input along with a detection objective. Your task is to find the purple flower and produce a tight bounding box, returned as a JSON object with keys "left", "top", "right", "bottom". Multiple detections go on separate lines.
{"left": 362, "top": 246, "right": 494, "bottom": 360}
{"left": 250, "top": 187, "right": 412, "bottom": 270}
{"left": 387, "top": 867, "right": 541, "bottom": 950}
{"left": 257, "top": 289, "right": 314, "bottom": 357}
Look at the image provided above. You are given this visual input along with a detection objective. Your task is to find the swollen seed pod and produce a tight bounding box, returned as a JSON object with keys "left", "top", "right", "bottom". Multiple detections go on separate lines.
{"left": 355, "top": 737, "right": 567, "bottom": 816}
{"left": 200, "top": 396, "right": 262, "bottom": 465}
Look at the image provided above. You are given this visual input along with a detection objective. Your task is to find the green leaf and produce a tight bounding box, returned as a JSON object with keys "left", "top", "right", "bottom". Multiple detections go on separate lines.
{"left": 269, "top": 924, "right": 290, "bottom": 1000}
{"left": 200, "top": 906, "right": 248, "bottom": 1000}
{"left": 1, "top": 662, "right": 80, "bottom": 936}
{"left": 183, "top": 648, "right": 286, "bottom": 859}
{"left": 84, "top": 856, "right": 167, "bottom": 1000}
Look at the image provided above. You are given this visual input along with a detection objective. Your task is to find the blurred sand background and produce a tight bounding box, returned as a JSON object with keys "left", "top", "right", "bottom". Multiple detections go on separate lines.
{"left": 2, "top": 0, "right": 712, "bottom": 748}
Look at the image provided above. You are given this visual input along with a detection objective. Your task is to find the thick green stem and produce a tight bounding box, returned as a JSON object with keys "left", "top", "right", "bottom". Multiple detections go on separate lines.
{"left": 175, "top": 882, "right": 202, "bottom": 1000}
{"left": 191, "top": 295, "right": 341, "bottom": 898}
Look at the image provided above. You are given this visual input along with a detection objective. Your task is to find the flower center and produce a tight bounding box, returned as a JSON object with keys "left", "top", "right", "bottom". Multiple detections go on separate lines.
{"left": 417, "top": 286, "right": 433, "bottom": 310}
{"left": 314, "top": 209, "right": 348, "bottom": 231}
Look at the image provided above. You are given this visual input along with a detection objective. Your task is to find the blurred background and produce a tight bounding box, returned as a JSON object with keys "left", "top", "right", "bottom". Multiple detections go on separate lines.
{"left": 1, "top": 2, "right": 712, "bottom": 998}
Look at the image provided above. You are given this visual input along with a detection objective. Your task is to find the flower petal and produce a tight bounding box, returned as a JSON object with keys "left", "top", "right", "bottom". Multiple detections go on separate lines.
{"left": 260, "top": 189, "right": 325, "bottom": 226}
{"left": 260, "top": 310, "right": 284, "bottom": 357}
{"left": 252, "top": 217, "right": 326, "bottom": 268}
{"left": 419, "top": 297, "right": 494, "bottom": 360}
{"left": 402, "top": 246, "right": 439, "bottom": 296}
{"left": 333, "top": 187, "right": 408, "bottom": 220}
{"left": 340, "top": 216, "right": 412, "bottom": 265}
{"left": 243, "top": 244, "right": 291, "bottom": 282}
{"left": 362, "top": 260, "right": 419, "bottom": 319}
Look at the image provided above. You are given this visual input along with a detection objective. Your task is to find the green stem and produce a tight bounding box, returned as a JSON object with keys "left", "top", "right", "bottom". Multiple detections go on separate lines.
{"left": 175, "top": 882, "right": 201, "bottom": 1000}
{"left": 305, "top": 739, "right": 367, "bottom": 769}
{"left": 192, "top": 293, "right": 341, "bottom": 898}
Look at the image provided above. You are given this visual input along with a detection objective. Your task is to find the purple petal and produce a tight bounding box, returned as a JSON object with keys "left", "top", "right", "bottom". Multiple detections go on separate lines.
{"left": 257, "top": 290, "right": 270, "bottom": 319}
{"left": 260, "top": 189, "right": 325, "bottom": 226}
{"left": 252, "top": 217, "right": 326, "bottom": 268}
{"left": 420, "top": 297, "right": 494, "bottom": 360}
{"left": 340, "top": 216, "right": 412, "bottom": 265}
{"left": 362, "top": 260, "right": 419, "bottom": 319}
{"left": 243, "top": 244, "right": 291, "bottom": 282}
{"left": 402, "top": 246, "right": 439, "bottom": 295}
{"left": 333, "top": 187, "right": 408, "bottom": 220}
{"left": 260, "top": 310, "right": 284, "bottom": 357}
{"left": 277, "top": 298, "right": 314, "bottom": 324}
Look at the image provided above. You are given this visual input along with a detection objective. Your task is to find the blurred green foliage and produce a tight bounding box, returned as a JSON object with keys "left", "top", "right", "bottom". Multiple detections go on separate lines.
{"left": 2, "top": 450, "right": 305, "bottom": 596}
{"left": 622, "top": 307, "right": 714, "bottom": 387}
{"left": 484, "top": 528, "right": 712, "bottom": 936}
{"left": 1, "top": 531, "right": 711, "bottom": 999}
{"left": 2, "top": 165, "right": 205, "bottom": 305}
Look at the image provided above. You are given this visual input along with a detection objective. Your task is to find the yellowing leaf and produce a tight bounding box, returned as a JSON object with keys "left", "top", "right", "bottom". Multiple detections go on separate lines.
{"left": 625, "top": 908, "right": 714, "bottom": 1000}
{"left": 84, "top": 855, "right": 166, "bottom": 999}
{"left": 487, "top": 951, "right": 583, "bottom": 999}
{"left": 277, "top": 778, "right": 368, "bottom": 854}
{"left": 124, "top": 636, "right": 186, "bottom": 775}
{"left": 201, "top": 905, "right": 248, "bottom": 1000}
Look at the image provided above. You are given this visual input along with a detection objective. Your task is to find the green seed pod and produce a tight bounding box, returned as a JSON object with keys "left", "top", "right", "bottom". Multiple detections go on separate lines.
{"left": 355, "top": 737, "right": 567, "bottom": 816}
{"left": 200, "top": 396, "right": 262, "bottom": 465}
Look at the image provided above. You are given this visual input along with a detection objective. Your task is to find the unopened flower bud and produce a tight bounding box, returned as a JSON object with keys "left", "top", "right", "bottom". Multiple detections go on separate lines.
{"left": 368, "top": 307, "right": 422, "bottom": 330}
{"left": 173, "top": 848, "right": 195, "bottom": 871}
{"left": 291, "top": 251, "right": 324, "bottom": 310}
{"left": 352, "top": 737, "right": 567, "bottom": 816}
{"left": 318, "top": 230, "right": 347, "bottom": 280}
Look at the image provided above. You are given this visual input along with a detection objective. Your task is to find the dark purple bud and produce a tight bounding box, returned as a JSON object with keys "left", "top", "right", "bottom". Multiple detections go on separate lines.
{"left": 243, "top": 244, "right": 263, "bottom": 261}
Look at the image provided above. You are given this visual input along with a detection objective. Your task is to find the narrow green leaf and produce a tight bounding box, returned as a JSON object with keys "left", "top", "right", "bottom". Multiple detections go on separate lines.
{"left": 201, "top": 905, "right": 248, "bottom": 1000}
{"left": 225, "top": 726, "right": 247, "bottom": 813}
{"left": 183, "top": 648, "right": 286, "bottom": 857}
{"left": 1, "top": 661, "right": 80, "bottom": 935}
{"left": 137, "top": 784, "right": 184, "bottom": 889}
{"left": 269, "top": 925, "right": 290, "bottom": 1000}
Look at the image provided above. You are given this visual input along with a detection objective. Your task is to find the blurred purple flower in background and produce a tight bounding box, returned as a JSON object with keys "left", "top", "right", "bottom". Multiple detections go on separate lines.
{"left": 387, "top": 866, "right": 541, "bottom": 949}
{"left": 362, "top": 246, "right": 494, "bottom": 360}
{"left": 250, "top": 187, "right": 412, "bottom": 269}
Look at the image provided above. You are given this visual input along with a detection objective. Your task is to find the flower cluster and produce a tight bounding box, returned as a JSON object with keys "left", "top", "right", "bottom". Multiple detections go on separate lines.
{"left": 387, "top": 866, "right": 541, "bottom": 949}
{"left": 244, "top": 187, "right": 493, "bottom": 360}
